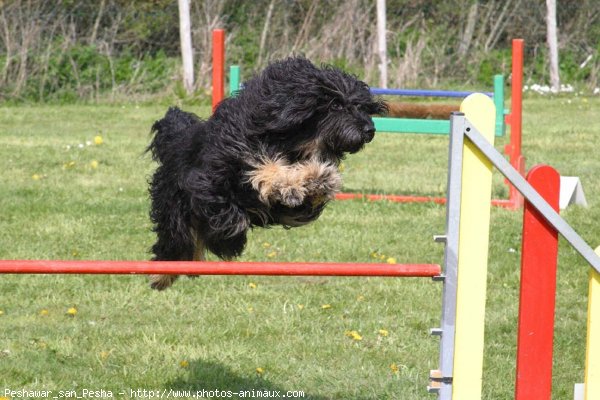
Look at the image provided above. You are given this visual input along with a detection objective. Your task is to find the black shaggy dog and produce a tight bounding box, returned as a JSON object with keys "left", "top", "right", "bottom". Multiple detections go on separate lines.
{"left": 147, "top": 57, "right": 385, "bottom": 290}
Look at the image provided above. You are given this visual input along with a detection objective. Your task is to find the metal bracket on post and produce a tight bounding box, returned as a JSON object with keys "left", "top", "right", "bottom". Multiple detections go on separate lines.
{"left": 428, "top": 370, "right": 454, "bottom": 394}
{"left": 432, "top": 235, "right": 448, "bottom": 282}
{"left": 433, "top": 235, "right": 447, "bottom": 244}
{"left": 430, "top": 328, "right": 443, "bottom": 336}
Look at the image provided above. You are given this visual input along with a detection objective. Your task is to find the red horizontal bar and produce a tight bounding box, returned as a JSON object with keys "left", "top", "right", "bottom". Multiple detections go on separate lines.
{"left": 0, "top": 260, "right": 441, "bottom": 277}
{"left": 335, "top": 193, "right": 517, "bottom": 209}
{"left": 335, "top": 192, "right": 447, "bottom": 204}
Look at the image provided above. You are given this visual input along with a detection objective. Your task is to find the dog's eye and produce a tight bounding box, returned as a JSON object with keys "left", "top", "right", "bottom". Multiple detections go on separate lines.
{"left": 330, "top": 101, "right": 343, "bottom": 111}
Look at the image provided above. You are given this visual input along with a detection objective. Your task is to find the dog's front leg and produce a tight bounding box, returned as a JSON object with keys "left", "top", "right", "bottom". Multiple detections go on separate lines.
{"left": 248, "top": 157, "right": 343, "bottom": 208}
{"left": 247, "top": 157, "right": 308, "bottom": 207}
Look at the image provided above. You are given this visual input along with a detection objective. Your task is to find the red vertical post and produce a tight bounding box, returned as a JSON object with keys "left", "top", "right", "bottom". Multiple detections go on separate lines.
{"left": 212, "top": 29, "right": 225, "bottom": 112}
{"left": 515, "top": 164, "right": 560, "bottom": 400}
{"left": 505, "top": 39, "right": 525, "bottom": 209}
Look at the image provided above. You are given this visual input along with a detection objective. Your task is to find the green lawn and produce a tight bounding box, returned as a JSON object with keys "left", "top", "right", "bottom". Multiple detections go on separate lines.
{"left": 0, "top": 97, "right": 599, "bottom": 399}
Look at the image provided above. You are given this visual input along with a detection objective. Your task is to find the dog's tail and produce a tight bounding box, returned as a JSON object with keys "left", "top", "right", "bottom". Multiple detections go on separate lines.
{"left": 147, "top": 107, "right": 201, "bottom": 163}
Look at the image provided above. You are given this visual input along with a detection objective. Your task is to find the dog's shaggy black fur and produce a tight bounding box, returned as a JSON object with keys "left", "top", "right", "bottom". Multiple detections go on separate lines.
{"left": 147, "top": 57, "right": 385, "bottom": 289}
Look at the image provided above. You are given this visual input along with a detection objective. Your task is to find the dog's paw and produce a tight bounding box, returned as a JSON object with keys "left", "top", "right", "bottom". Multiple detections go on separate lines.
{"left": 247, "top": 157, "right": 293, "bottom": 206}
{"left": 300, "top": 162, "right": 343, "bottom": 201}
{"left": 149, "top": 274, "right": 178, "bottom": 290}
{"left": 277, "top": 184, "right": 307, "bottom": 208}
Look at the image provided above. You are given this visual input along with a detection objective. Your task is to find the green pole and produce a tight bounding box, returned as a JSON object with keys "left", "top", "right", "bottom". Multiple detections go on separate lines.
{"left": 373, "top": 117, "right": 450, "bottom": 135}
{"left": 493, "top": 74, "right": 505, "bottom": 137}
{"left": 229, "top": 65, "right": 241, "bottom": 97}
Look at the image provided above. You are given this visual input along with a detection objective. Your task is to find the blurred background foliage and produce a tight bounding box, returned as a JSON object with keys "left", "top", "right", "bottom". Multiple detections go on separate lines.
{"left": 0, "top": 0, "right": 598, "bottom": 103}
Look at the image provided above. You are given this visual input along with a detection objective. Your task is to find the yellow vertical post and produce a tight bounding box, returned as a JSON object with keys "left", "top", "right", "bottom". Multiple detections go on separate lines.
{"left": 452, "top": 93, "right": 496, "bottom": 400}
{"left": 585, "top": 248, "right": 600, "bottom": 399}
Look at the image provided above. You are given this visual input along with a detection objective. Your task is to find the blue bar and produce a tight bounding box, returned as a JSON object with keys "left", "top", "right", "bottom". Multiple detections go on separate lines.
{"left": 370, "top": 88, "right": 494, "bottom": 98}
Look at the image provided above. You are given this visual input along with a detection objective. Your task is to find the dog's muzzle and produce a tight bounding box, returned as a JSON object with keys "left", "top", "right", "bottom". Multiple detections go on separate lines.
{"left": 363, "top": 121, "right": 375, "bottom": 143}
{"left": 275, "top": 201, "right": 327, "bottom": 228}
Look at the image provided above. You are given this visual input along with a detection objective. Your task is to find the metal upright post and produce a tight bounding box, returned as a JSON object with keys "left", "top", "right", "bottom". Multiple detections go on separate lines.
{"left": 429, "top": 113, "right": 466, "bottom": 399}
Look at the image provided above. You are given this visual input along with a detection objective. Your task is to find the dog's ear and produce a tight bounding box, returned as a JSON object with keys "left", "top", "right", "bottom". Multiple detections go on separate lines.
{"left": 374, "top": 99, "right": 389, "bottom": 116}
{"left": 245, "top": 57, "right": 323, "bottom": 132}
{"left": 256, "top": 87, "right": 320, "bottom": 132}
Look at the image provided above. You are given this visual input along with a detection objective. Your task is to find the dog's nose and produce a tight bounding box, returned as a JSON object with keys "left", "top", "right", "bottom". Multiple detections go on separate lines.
{"left": 363, "top": 123, "right": 375, "bottom": 142}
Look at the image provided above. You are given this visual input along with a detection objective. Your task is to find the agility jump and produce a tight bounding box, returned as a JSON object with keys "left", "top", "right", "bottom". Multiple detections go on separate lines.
{"left": 1, "top": 92, "right": 598, "bottom": 400}
{"left": 429, "top": 94, "right": 599, "bottom": 400}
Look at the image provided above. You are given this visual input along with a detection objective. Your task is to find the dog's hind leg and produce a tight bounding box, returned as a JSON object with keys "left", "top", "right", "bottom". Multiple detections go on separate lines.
{"left": 149, "top": 238, "right": 203, "bottom": 290}
{"left": 149, "top": 273, "right": 178, "bottom": 290}
{"left": 193, "top": 236, "right": 206, "bottom": 261}
{"left": 149, "top": 221, "right": 196, "bottom": 291}
{"left": 186, "top": 235, "right": 206, "bottom": 280}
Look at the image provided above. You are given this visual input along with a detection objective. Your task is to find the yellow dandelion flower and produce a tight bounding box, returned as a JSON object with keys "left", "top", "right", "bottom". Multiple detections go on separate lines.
{"left": 370, "top": 251, "right": 379, "bottom": 259}
{"left": 262, "top": 242, "right": 271, "bottom": 248}
{"left": 0, "top": 310, "right": 4, "bottom": 316}
{"left": 179, "top": 360, "right": 189, "bottom": 368}
{"left": 100, "top": 351, "right": 110, "bottom": 360}
{"left": 386, "top": 257, "right": 397, "bottom": 264}
{"left": 32, "top": 174, "right": 41, "bottom": 180}
{"left": 390, "top": 363, "right": 399, "bottom": 373}
{"left": 63, "top": 161, "right": 76, "bottom": 169}
{"left": 267, "top": 251, "right": 277, "bottom": 258}
{"left": 247, "top": 307, "right": 254, "bottom": 313}
{"left": 321, "top": 304, "right": 332, "bottom": 309}
{"left": 248, "top": 282, "right": 257, "bottom": 289}
{"left": 1, "top": 396, "right": 11, "bottom": 400}
{"left": 90, "top": 160, "right": 99, "bottom": 169}
{"left": 378, "top": 329, "right": 389, "bottom": 337}
{"left": 94, "top": 135, "right": 104, "bottom": 145}
{"left": 66, "top": 307, "right": 77, "bottom": 316}
{"left": 297, "top": 304, "right": 304, "bottom": 310}
{"left": 39, "top": 309, "right": 49, "bottom": 316}
{"left": 357, "top": 295, "right": 365, "bottom": 301}
{"left": 379, "top": 254, "right": 386, "bottom": 261}
{"left": 344, "top": 330, "right": 363, "bottom": 341}
{"left": 256, "top": 367, "right": 264, "bottom": 375}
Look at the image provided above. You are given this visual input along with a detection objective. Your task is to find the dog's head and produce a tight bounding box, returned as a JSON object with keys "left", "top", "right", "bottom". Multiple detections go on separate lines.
{"left": 246, "top": 57, "right": 386, "bottom": 161}
{"left": 311, "top": 62, "right": 387, "bottom": 158}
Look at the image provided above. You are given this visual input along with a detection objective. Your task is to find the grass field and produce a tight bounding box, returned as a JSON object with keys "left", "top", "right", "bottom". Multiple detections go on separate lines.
{"left": 0, "top": 96, "right": 599, "bottom": 399}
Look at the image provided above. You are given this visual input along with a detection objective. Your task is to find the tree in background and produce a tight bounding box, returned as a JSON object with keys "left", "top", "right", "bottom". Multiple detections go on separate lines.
{"left": 178, "top": 0, "right": 194, "bottom": 95}
{"left": 546, "top": 0, "right": 559, "bottom": 91}
{"left": 376, "top": 0, "right": 388, "bottom": 88}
